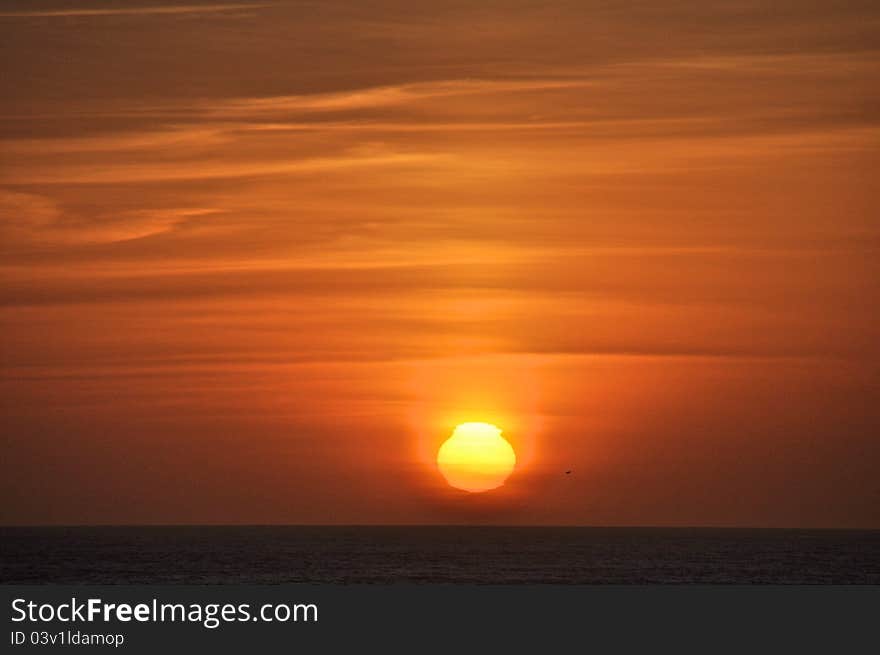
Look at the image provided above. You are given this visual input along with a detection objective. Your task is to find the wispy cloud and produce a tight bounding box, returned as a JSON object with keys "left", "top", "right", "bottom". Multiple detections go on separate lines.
{"left": 0, "top": 150, "right": 441, "bottom": 185}
{"left": 1, "top": 126, "right": 231, "bottom": 155}
{"left": 0, "top": 190, "right": 218, "bottom": 244}
{"left": 207, "top": 78, "right": 593, "bottom": 117}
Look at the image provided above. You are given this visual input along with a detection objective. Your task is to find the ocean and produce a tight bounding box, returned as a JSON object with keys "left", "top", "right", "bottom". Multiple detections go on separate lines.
{"left": 2, "top": 526, "right": 878, "bottom": 584}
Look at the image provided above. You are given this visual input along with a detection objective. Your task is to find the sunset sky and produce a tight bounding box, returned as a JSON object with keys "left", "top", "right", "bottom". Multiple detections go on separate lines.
{"left": 1, "top": 0, "right": 878, "bottom": 527}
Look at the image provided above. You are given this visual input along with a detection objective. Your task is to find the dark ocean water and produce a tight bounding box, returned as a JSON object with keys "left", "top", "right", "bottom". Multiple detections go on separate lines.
{"left": 2, "top": 526, "right": 878, "bottom": 584}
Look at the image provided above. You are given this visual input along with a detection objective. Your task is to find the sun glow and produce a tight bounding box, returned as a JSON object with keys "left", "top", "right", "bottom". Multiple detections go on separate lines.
{"left": 436, "top": 422, "right": 516, "bottom": 493}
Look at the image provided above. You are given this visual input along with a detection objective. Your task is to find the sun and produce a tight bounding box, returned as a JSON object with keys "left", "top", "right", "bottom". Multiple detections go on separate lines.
{"left": 436, "top": 422, "right": 516, "bottom": 493}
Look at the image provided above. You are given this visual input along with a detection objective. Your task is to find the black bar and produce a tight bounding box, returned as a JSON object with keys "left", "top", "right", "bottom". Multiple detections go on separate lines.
{"left": 3, "top": 585, "right": 878, "bottom": 652}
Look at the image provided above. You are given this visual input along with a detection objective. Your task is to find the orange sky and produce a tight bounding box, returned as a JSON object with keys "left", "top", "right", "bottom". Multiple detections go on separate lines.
{"left": 1, "top": 0, "right": 878, "bottom": 526}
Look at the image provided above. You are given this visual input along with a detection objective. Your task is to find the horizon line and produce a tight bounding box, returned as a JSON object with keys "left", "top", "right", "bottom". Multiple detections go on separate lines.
{"left": 2, "top": 523, "right": 878, "bottom": 531}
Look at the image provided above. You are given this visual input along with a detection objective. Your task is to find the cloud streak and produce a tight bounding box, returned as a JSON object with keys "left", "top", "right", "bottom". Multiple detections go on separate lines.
{"left": 0, "top": 4, "right": 271, "bottom": 18}
{"left": 206, "top": 78, "right": 594, "bottom": 116}
{"left": 0, "top": 150, "right": 442, "bottom": 185}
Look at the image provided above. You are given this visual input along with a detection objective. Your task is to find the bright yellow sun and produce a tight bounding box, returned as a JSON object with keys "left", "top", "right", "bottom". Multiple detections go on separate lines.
{"left": 436, "top": 422, "right": 516, "bottom": 493}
